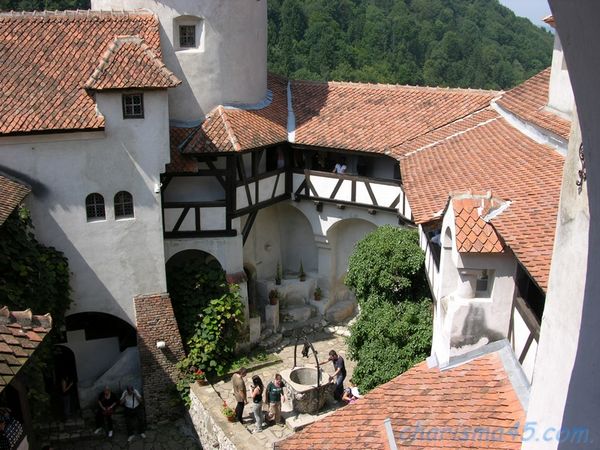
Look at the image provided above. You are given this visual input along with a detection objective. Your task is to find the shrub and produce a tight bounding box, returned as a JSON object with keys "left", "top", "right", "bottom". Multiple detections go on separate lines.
{"left": 345, "top": 226, "right": 432, "bottom": 393}
{"left": 345, "top": 225, "right": 427, "bottom": 304}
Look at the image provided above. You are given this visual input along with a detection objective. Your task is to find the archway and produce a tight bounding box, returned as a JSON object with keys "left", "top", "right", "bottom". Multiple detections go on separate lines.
{"left": 327, "top": 218, "right": 377, "bottom": 306}
{"left": 53, "top": 344, "right": 79, "bottom": 418}
{"left": 61, "top": 312, "right": 139, "bottom": 408}
{"left": 276, "top": 203, "right": 318, "bottom": 275}
{"left": 166, "top": 249, "right": 227, "bottom": 345}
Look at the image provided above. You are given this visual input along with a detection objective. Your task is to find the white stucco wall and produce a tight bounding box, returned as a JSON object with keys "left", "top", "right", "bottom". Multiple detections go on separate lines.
{"left": 0, "top": 91, "right": 170, "bottom": 325}
{"left": 91, "top": 0, "right": 268, "bottom": 121}
{"left": 431, "top": 203, "right": 518, "bottom": 366}
{"left": 547, "top": 34, "right": 575, "bottom": 118}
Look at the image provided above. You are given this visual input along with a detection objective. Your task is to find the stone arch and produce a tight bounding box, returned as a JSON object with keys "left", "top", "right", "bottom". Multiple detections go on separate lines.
{"left": 276, "top": 203, "right": 318, "bottom": 275}
{"left": 244, "top": 263, "right": 258, "bottom": 318}
{"left": 62, "top": 311, "right": 140, "bottom": 408}
{"left": 327, "top": 218, "right": 377, "bottom": 281}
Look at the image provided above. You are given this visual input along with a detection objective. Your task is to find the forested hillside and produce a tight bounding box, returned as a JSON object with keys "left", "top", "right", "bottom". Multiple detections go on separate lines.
{"left": 268, "top": 0, "right": 553, "bottom": 89}
{"left": 2, "top": 0, "right": 553, "bottom": 89}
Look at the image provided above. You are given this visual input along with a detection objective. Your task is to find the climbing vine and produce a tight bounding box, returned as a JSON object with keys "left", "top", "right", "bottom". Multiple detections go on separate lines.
{"left": 0, "top": 207, "right": 72, "bottom": 418}
{"left": 176, "top": 284, "right": 244, "bottom": 405}
{"left": 167, "top": 255, "right": 229, "bottom": 345}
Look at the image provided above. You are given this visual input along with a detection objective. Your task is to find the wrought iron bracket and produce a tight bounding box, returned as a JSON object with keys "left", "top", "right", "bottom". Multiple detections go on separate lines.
{"left": 576, "top": 143, "right": 587, "bottom": 194}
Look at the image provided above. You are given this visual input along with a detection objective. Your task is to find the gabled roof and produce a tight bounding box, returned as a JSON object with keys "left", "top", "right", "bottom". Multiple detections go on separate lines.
{"left": 0, "top": 307, "right": 52, "bottom": 389}
{"left": 291, "top": 81, "right": 498, "bottom": 153}
{"left": 169, "top": 74, "right": 288, "bottom": 158}
{"left": 400, "top": 112, "right": 563, "bottom": 291}
{"left": 85, "top": 36, "right": 181, "bottom": 90}
{"left": 170, "top": 76, "right": 497, "bottom": 158}
{"left": 0, "top": 10, "right": 162, "bottom": 135}
{"left": 495, "top": 68, "right": 570, "bottom": 140}
{"left": 276, "top": 348, "right": 525, "bottom": 450}
{"left": 0, "top": 174, "right": 30, "bottom": 226}
{"left": 451, "top": 194, "right": 505, "bottom": 253}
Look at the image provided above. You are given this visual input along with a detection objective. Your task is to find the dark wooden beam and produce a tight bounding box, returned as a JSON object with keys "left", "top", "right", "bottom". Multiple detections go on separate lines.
{"left": 232, "top": 193, "right": 290, "bottom": 218}
{"left": 163, "top": 201, "right": 226, "bottom": 208}
{"left": 365, "top": 181, "right": 378, "bottom": 206}
{"left": 172, "top": 207, "right": 190, "bottom": 232}
{"left": 242, "top": 211, "right": 258, "bottom": 245}
{"left": 164, "top": 230, "right": 238, "bottom": 239}
{"left": 204, "top": 160, "right": 227, "bottom": 189}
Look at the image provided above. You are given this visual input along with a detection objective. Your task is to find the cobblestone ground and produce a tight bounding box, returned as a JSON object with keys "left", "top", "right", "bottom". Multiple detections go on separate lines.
{"left": 55, "top": 418, "right": 201, "bottom": 450}
{"left": 52, "top": 329, "right": 354, "bottom": 450}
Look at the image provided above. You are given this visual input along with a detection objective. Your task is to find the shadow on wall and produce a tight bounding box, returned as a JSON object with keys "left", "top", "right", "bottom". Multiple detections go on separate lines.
{"left": 451, "top": 303, "right": 504, "bottom": 349}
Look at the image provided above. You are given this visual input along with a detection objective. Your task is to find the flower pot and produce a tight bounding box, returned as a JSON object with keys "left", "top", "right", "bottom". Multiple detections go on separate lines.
{"left": 227, "top": 415, "right": 236, "bottom": 423}
{"left": 269, "top": 298, "right": 278, "bottom": 305}
{"left": 196, "top": 379, "right": 208, "bottom": 386}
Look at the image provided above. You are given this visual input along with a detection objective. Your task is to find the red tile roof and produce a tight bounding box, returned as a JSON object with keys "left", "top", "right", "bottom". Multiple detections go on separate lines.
{"left": 170, "top": 74, "right": 288, "bottom": 158}
{"left": 85, "top": 36, "right": 180, "bottom": 90}
{"left": 400, "top": 113, "right": 563, "bottom": 290}
{"left": 0, "top": 10, "right": 163, "bottom": 135}
{"left": 452, "top": 194, "right": 505, "bottom": 253}
{"left": 0, "top": 307, "right": 52, "bottom": 389}
{"left": 276, "top": 352, "right": 525, "bottom": 450}
{"left": 292, "top": 81, "right": 498, "bottom": 153}
{"left": 496, "top": 68, "right": 570, "bottom": 140}
{"left": 0, "top": 174, "right": 30, "bottom": 226}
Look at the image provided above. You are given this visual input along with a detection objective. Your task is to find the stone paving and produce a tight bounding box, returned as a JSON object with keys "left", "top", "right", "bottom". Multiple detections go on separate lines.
{"left": 211, "top": 328, "right": 356, "bottom": 448}
{"left": 49, "top": 328, "right": 354, "bottom": 450}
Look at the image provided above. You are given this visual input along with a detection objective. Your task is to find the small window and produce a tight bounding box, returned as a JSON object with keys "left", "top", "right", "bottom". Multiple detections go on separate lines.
{"left": 114, "top": 191, "right": 134, "bottom": 219}
{"left": 122, "top": 94, "right": 144, "bottom": 119}
{"left": 86, "top": 193, "right": 106, "bottom": 221}
{"left": 475, "top": 269, "right": 493, "bottom": 297}
{"left": 179, "top": 25, "right": 196, "bottom": 48}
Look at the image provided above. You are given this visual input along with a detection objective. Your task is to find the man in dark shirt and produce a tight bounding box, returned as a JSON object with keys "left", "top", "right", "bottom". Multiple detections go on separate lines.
{"left": 328, "top": 350, "right": 346, "bottom": 401}
{"left": 94, "top": 386, "right": 118, "bottom": 437}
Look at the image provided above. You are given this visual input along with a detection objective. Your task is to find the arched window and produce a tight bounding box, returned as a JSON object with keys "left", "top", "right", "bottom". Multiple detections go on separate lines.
{"left": 85, "top": 193, "right": 105, "bottom": 221}
{"left": 114, "top": 191, "right": 134, "bottom": 219}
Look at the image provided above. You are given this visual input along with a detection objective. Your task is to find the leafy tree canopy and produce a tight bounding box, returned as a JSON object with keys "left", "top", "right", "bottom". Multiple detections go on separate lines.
{"left": 268, "top": 0, "right": 553, "bottom": 89}
{"left": 345, "top": 226, "right": 432, "bottom": 392}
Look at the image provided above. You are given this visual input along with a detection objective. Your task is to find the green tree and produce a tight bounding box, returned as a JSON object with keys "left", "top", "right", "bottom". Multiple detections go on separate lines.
{"left": 345, "top": 226, "right": 432, "bottom": 392}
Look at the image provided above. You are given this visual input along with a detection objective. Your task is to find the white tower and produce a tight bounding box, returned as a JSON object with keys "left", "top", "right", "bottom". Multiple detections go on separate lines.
{"left": 91, "top": 0, "right": 268, "bottom": 122}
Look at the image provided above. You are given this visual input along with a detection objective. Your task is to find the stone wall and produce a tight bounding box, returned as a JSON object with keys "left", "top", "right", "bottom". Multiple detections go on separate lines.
{"left": 134, "top": 293, "right": 186, "bottom": 422}
{"left": 189, "top": 383, "right": 262, "bottom": 450}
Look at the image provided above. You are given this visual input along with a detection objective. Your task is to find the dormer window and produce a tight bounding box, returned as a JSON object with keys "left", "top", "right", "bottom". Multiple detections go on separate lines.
{"left": 122, "top": 93, "right": 144, "bottom": 119}
{"left": 179, "top": 25, "right": 196, "bottom": 48}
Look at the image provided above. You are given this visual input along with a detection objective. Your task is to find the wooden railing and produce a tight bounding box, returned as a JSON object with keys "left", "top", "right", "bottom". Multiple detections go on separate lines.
{"left": 292, "top": 169, "right": 412, "bottom": 219}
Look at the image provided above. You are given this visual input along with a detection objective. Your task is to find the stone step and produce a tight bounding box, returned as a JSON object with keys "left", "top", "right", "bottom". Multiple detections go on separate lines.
{"left": 280, "top": 316, "right": 326, "bottom": 337}
{"left": 258, "top": 332, "right": 283, "bottom": 351}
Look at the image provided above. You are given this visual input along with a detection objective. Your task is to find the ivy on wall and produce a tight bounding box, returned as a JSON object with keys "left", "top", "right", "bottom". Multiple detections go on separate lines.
{"left": 0, "top": 207, "right": 72, "bottom": 418}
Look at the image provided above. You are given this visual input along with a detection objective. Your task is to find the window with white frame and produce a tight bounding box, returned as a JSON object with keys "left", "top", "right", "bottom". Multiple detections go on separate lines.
{"left": 174, "top": 16, "right": 203, "bottom": 51}
{"left": 122, "top": 93, "right": 144, "bottom": 119}
{"left": 114, "top": 191, "right": 134, "bottom": 219}
{"left": 86, "top": 193, "right": 106, "bottom": 221}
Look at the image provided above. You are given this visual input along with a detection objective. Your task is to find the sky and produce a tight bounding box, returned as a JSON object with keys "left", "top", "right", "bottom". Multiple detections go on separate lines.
{"left": 499, "top": 0, "right": 552, "bottom": 28}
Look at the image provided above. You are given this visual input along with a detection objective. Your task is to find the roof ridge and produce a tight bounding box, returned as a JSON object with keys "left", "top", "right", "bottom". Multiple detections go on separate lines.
{"left": 401, "top": 113, "right": 501, "bottom": 158}
{"left": 0, "top": 9, "right": 154, "bottom": 19}
{"left": 84, "top": 35, "right": 180, "bottom": 90}
{"left": 292, "top": 78, "right": 500, "bottom": 96}
{"left": 216, "top": 106, "right": 242, "bottom": 152}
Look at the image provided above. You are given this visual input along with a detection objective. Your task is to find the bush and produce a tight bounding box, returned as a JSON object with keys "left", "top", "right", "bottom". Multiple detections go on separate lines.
{"left": 345, "top": 226, "right": 432, "bottom": 392}
{"left": 345, "top": 225, "right": 427, "bottom": 304}
{"left": 347, "top": 295, "right": 432, "bottom": 392}
{"left": 176, "top": 284, "right": 244, "bottom": 405}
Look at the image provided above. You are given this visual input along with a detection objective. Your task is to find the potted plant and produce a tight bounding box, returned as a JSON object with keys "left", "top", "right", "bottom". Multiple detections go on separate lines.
{"left": 268, "top": 289, "right": 279, "bottom": 305}
{"left": 275, "top": 262, "right": 282, "bottom": 285}
{"left": 314, "top": 286, "right": 322, "bottom": 301}
{"left": 299, "top": 261, "right": 306, "bottom": 282}
{"left": 194, "top": 368, "right": 208, "bottom": 386}
{"left": 222, "top": 402, "right": 235, "bottom": 422}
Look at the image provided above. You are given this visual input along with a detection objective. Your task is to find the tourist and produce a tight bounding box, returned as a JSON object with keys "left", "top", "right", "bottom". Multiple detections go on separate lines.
{"left": 232, "top": 367, "right": 248, "bottom": 423}
{"left": 327, "top": 350, "right": 347, "bottom": 401}
{"left": 61, "top": 374, "right": 74, "bottom": 419}
{"left": 120, "top": 385, "right": 146, "bottom": 442}
{"left": 94, "top": 386, "right": 118, "bottom": 437}
{"left": 250, "top": 375, "right": 265, "bottom": 433}
{"left": 265, "top": 373, "right": 286, "bottom": 426}
{"left": 341, "top": 379, "right": 360, "bottom": 404}
{"left": 332, "top": 157, "right": 347, "bottom": 174}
